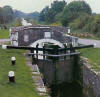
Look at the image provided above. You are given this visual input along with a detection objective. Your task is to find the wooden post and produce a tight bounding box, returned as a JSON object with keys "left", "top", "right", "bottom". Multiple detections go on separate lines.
{"left": 36, "top": 44, "right": 39, "bottom": 64}
{"left": 70, "top": 44, "right": 75, "bottom": 53}
{"left": 52, "top": 47, "right": 58, "bottom": 97}
{"left": 64, "top": 44, "right": 67, "bottom": 60}
{"left": 43, "top": 45, "right": 45, "bottom": 60}
{"left": 73, "top": 55, "right": 79, "bottom": 81}
{"left": 53, "top": 47, "right": 58, "bottom": 85}
{"left": 43, "top": 45, "right": 46, "bottom": 84}
{"left": 31, "top": 50, "right": 34, "bottom": 65}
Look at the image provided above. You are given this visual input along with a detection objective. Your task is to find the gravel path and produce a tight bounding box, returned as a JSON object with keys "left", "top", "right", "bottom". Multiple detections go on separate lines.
{"left": 78, "top": 38, "right": 100, "bottom": 48}
{"left": 0, "top": 39, "right": 10, "bottom": 45}
{"left": 0, "top": 38, "right": 100, "bottom": 48}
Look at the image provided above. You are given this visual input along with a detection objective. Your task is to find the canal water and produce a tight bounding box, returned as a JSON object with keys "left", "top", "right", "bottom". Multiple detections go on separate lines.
{"left": 50, "top": 81, "right": 84, "bottom": 97}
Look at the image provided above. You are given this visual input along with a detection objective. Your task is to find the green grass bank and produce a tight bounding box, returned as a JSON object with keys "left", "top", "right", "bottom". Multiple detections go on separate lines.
{"left": 0, "top": 29, "right": 9, "bottom": 39}
{"left": 0, "top": 47, "right": 40, "bottom": 97}
{"left": 80, "top": 48, "right": 100, "bottom": 71}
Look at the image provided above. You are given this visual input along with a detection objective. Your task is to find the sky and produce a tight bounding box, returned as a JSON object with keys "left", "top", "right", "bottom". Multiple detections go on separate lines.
{"left": 0, "top": 0, "right": 100, "bottom": 13}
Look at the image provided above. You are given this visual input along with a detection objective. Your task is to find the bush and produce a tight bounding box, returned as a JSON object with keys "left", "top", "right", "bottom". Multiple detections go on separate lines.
{"left": 61, "top": 1, "right": 92, "bottom": 26}
{"left": 69, "top": 13, "right": 91, "bottom": 30}
{"left": 69, "top": 14, "right": 100, "bottom": 38}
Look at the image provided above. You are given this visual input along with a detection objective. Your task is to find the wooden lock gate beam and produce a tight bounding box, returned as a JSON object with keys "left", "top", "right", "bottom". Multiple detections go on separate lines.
{"left": 28, "top": 52, "right": 81, "bottom": 57}
{"left": 2, "top": 44, "right": 94, "bottom": 52}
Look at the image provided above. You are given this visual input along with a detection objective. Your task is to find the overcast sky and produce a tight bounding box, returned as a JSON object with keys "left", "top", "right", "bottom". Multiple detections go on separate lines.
{"left": 0, "top": 0, "right": 99, "bottom": 13}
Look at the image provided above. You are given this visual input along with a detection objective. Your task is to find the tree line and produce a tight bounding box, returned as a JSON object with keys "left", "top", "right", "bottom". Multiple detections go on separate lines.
{"left": 39, "top": 0, "right": 100, "bottom": 37}
{"left": 39, "top": 0, "right": 92, "bottom": 25}
{"left": 0, "top": 1, "right": 100, "bottom": 37}
{"left": 0, "top": 6, "right": 40, "bottom": 26}
{"left": 0, "top": 6, "right": 14, "bottom": 24}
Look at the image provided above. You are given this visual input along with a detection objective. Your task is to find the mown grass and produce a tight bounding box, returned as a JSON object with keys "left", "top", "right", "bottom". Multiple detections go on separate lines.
{"left": 0, "top": 29, "right": 9, "bottom": 39}
{"left": 0, "top": 47, "right": 40, "bottom": 97}
{"left": 80, "top": 48, "right": 100, "bottom": 71}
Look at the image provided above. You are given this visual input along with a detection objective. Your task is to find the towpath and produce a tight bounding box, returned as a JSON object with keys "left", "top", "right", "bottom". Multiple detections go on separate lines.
{"left": 78, "top": 38, "right": 100, "bottom": 48}
{"left": 0, "top": 39, "right": 10, "bottom": 45}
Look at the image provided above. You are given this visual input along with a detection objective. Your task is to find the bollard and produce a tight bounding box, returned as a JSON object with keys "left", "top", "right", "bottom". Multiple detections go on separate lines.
{"left": 2, "top": 45, "right": 7, "bottom": 49}
{"left": 8, "top": 71, "right": 15, "bottom": 83}
{"left": 11, "top": 57, "right": 16, "bottom": 65}
{"left": 94, "top": 43, "right": 96, "bottom": 48}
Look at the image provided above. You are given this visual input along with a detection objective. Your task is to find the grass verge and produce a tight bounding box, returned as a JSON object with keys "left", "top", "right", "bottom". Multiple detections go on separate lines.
{"left": 0, "top": 47, "right": 41, "bottom": 97}
{"left": 0, "top": 29, "right": 9, "bottom": 39}
{"left": 80, "top": 48, "right": 100, "bottom": 71}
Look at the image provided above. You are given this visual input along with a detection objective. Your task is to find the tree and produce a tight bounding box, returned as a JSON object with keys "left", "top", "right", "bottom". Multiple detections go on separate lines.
{"left": 90, "top": 15, "right": 100, "bottom": 34}
{"left": 45, "top": 9, "right": 56, "bottom": 23}
{"left": 61, "top": 1, "right": 92, "bottom": 26}
{"left": 69, "top": 13, "right": 92, "bottom": 30}
{"left": 0, "top": 7, "right": 4, "bottom": 24}
{"left": 39, "top": 6, "right": 49, "bottom": 21}
{"left": 39, "top": 0, "right": 66, "bottom": 23}
{"left": 0, "top": 6, "right": 14, "bottom": 24}
{"left": 51, "top": 0, "right": 66, "bottom": 15}
{"left": 3, "top": 6, "right": 14, "bottom": 23}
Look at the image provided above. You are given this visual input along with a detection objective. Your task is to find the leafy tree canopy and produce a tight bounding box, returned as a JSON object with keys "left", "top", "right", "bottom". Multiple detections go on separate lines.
{"left": 39, "top": 0, "right": 66, "bottom": 23}
{"left": 61, "top": 1, "right": 92, "bottom": 26}
{"left": 0, "top": 6, "right": 14, "bottom": 24}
